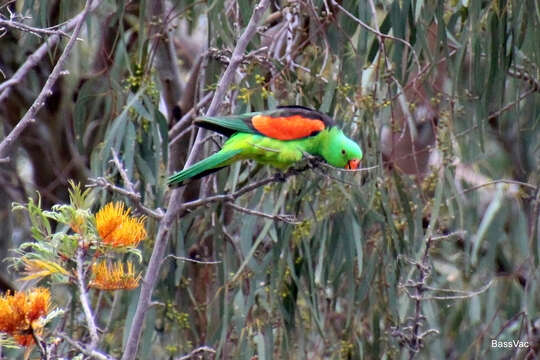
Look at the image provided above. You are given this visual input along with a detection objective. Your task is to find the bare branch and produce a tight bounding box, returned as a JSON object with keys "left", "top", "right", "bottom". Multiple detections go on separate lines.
{"left": 86, "top": 177, "right": 164, "bottom": 219}
{"left": 0, "top": 18, "right": 70, "bottom": 38}
{"left": 456, "top": 87, "right": 538, "bottom": 137}
{"left": 75, "top": 247, "right": 99, "bottom": 350}
{"left": 162, "top": 254, "right": 222, "bottom": 266}
{"left": 58, "top": 333, "right": 114, "bottom": 360}
{"left": 401, "top": 279, "right": 494, "bottom": 300}
{"left": 430, "top": 231, "right": 467, "bottom": 241}
{"left": 0, "top": 0, "right": 102, "bottom": 101}
{"left": 226, "top": 202, "right": 300, "bottom": 224}
{"left": 177, "top": 345, "right": 216, "bottom": 360}
{"left": 447, "top": 179, "right": 537, "bottom": 201}
{"left": 120, "top": 1, "right": 271, "bottom": 359}
{"left": 110, "top": 149, "right": 165, "bottom": 218}
{"left": 181, "top": 165, "right": 305, "bottom": 211}
{"left": 508, "top": 66, "right": 540, "bottom": 92}
{"left": 0, "top": 0, "right": 95, "bottom": 159}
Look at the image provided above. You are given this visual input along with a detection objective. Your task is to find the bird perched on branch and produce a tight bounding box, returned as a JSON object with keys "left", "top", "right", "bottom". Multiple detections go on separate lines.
{"left": 167, "top": 106, "right": 363, "bottom": 186}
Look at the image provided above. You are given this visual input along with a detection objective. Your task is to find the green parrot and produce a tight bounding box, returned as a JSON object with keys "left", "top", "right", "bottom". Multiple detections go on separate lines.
{"left": 167, "top": 106, "right": 363, "bottom": 186}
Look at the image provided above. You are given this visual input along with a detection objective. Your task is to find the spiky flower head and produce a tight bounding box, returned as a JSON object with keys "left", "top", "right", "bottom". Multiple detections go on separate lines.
{"left": 95, "top": 202, "right": 146, "bottom": 247}
{"left": 0, "top": 288, "right": 51, "bottom": 346}
{"left": 89, "top": 261, "right": 141, "bottom": 291}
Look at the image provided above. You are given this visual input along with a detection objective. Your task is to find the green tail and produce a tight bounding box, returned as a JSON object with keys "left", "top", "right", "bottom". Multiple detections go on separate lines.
{"left": 167, "top": 149, "right": 241, "bottom": 186}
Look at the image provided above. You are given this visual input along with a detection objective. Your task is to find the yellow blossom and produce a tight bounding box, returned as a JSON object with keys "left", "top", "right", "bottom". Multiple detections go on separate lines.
{"left": 95, "top": 202, "right": 147, "bottom": 247}
{"left": 0, "top": 288, "right": 51, "bottom": 346}
{"left": 89, "top": 261, "right": 141, "bottom": 291}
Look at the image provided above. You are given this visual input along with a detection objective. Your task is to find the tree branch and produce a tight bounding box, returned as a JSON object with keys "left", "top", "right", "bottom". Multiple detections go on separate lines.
{"left": 87, "top": 177, "right": 164, "bottom": 219}
{"left": 59, "top": 333, "right": 113, "bottom": 360}
{"left": 177, "top": 345, "right": 216, "bottom": 360}
{"left": 226, "top": 202, "right": 300, "bottom": 224}
{"left": 120, "top": 1, "right": 271, "bottom": 359}
{"left": 0, "top": 0, "right": 102, "bottom": 101}
{"left": 0, "top": 0, "right": 95, "bottom": 161}
{"left": 75, "top": 247, "right": 99, "bottom": 350}
{"left": 0, "top": 18, "right": 70, "bottom": 38}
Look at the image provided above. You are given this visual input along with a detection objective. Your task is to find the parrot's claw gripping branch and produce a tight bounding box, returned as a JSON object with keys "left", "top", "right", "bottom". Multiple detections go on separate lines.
{"left": 179, "top": 165, "right": 310, "bottom": 212}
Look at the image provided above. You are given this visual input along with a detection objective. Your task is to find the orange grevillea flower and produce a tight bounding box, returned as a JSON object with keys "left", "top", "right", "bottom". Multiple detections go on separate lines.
{"left": 89, "top": 261, "right": 141, "bottom": 291}
{"left": 0, "top": 288, "right": 51, "bottom": 346}
{"left": 95, "top": 202, "right": 146, "bottom": 247}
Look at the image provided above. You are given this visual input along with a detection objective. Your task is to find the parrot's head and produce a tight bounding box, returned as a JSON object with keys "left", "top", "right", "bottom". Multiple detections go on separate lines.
{"left": 320, "top": 128, "right": 363, "bottom": 169}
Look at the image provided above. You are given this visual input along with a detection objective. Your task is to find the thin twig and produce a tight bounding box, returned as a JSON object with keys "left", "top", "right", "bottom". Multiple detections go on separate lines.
{"left": 58, "top": 333, "right": 113, "bottom": 360}
{"left": 401, "top": 279, "right": 494, "bottom": 300}
{"left": 86, "top": 177, "right": 164, "bottom": 219}
{"left": 110, "top": 149, "right": 165, "bottom": 218}
{"left": 0, "top": 0, "right": 95, "bottom": 159}
{"left": 409, "top": 238, "right": 432, "bottom": 358}
{"left": 162, "top": 254, "right": 222, "bottom": 266}
{"left": 508, "top": 66, "right": 540, "bottom": 92}
{"left": 75, "top": 247, "right": 99, "bottom": 350}
{"left": 177, "top": 345, "right": 216, "bottom": 360}
{"left": 456, "top": 87, "right": 537, "bottom": 137}
{"left": 181, "top": 165, "right": 303, "bottom": 210}
{"left": 430, "top": 231, "right": 467, "bottom": 241}
{"left": 448, "top": 179, "right": 537, "bottom": 201}
{"left": 120, "top": 1, "right": 271, "bottom": 359}
{"left": 226, "top": 202, "right": 300, "bottom": 224}
{"left": 30, "top": 328, "right": 47, "bottom": 358}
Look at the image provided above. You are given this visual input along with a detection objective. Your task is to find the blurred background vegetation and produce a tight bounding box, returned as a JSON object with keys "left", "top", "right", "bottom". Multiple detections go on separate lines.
{"left": 0, "top": 0, "right": 539, "bottom": 358}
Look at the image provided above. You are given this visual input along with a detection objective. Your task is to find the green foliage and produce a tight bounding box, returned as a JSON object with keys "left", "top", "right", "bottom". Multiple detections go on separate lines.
{"left": 0, "top": 0, "right": 539, "bottom": 359}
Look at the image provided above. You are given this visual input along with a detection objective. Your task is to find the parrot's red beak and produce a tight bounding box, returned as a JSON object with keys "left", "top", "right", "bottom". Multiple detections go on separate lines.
{"left": 346, "top": 159, "right": 360, "bottom": 170}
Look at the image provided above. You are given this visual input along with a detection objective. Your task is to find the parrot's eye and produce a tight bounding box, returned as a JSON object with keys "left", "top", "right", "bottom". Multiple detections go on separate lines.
{"left": 341, "top": 149, "right": 346, "bottom": 155}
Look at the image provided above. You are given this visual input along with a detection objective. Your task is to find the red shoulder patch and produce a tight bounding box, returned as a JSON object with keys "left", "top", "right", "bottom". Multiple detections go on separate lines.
{"left": 251, "top": 115, "right": 326, "bottom": 140}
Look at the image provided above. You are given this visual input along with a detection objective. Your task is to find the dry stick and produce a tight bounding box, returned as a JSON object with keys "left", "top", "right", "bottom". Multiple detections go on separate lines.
{"left": 226, "top": 202, "right": 300, "bottom": 224}
{"left": 120, "top": 1, "right": 271, "bottom": 358}
{"left": 456, "top": 87, "right": 537, "bottom": 138}
{"left": 181, "top": 166, "right": 300, "bottom": 210}
{"left": 161, "top": 254, "right": 222, "bottom": 266}
{"left": 86, "top": 178, "right": 163, "bottom": 219}
{"left": 409, "top": 239, "right": 432, "bottom": 359}
{"left": 110, "top": 149, "right": 165, "bottom": 218}
{"left": 0, "top": 0, "right": 95, "bottom": 161}
{"left": 0, "top": 18, "right": 70, "bottom": 38}
{"left": 447, "top": 179, "right": 538, "bottom": 202}
{"left": 58, "top": 333, "right": 113, "bottom": 360}
{"left": 177, "top": 346, "right": 216, "bottom": 360}
{"left": 75, "top": 248, "right": 100, "bottom": 350}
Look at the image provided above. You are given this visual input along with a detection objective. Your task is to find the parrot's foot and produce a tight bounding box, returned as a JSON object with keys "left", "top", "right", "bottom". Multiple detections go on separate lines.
{"left": 275, "top": 171, "right": 288, "bottom": 183}
{"left": 307, "top": 155, "right": 321, "bottom": 169}
{"left": 297, "top": 153, "right": 322, "bottom": 172}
